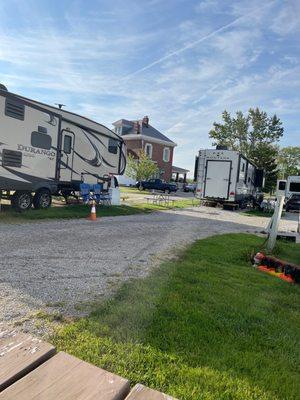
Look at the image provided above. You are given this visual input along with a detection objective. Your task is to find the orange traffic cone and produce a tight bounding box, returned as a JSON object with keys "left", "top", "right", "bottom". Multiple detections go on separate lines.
{"left": 88, "top": 201, "right": 97, "bottom": 221}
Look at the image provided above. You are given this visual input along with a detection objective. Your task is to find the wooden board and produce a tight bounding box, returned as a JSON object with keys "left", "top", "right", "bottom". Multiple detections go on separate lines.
{"left": 0, "top": 331, "right": 56, "bottom": 392}
{"left": 0, "top": 351, "right": 130, "bottom": 400}
{"left": 125, "top": 384, "right": 177, "bottom": 400}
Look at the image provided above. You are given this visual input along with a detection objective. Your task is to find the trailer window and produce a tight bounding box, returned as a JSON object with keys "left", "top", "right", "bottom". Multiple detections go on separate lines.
{"left": 5, "top": 98, "right": 25, "bottom": 120}
{"left": 278, "top": 181, "right": 286, "bottom": 191}
{"left": 289, "top": 182, "right": 300, "bottom": 192}
{"left": 31, "top": 131, "right": 52, "bottom": 150}
{"left": 108, "top": 138, "right": 118, "bottom": 154}
{"left": 63, "top": 135, "right": 72, "bottom": 154}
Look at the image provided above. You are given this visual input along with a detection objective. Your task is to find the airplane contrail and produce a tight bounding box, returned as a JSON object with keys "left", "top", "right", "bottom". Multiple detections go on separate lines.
{"left": 121, "top": 2, "right": 275, "bottom": 81}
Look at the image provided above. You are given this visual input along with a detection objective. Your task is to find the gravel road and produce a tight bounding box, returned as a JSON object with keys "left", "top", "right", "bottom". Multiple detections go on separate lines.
{"left": 0, "top": 207, "right": 298, "bottom": 335}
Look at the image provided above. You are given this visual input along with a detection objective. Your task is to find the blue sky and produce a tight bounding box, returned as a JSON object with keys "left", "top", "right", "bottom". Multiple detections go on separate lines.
{"left": 0, "top": 0, "right": 299, "bottom": 174}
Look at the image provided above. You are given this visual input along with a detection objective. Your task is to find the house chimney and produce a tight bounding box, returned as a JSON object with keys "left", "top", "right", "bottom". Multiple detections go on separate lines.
{"left": 142, "top": 116, "right": 149, "bottom": 127}
{"left": 134, "top": 121, "right": 140, "bottom": 134}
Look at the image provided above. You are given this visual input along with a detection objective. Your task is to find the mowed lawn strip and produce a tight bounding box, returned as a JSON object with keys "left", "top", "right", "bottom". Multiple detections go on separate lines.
{"left": 52, "top": 234, "right": 300, "bottom": 400}
{"left": 0, "top": 200, "right": 195, "bottom": 222}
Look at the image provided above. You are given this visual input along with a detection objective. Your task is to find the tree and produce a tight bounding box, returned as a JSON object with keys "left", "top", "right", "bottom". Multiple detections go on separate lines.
{"left": 126, "top": 151, "right": 159, "bottom": 182}
{"left": 209, "top": 108, "right": 284, "bottom": 192}
{"left": 278, "top": 147, "right": 300, "bottom": 178}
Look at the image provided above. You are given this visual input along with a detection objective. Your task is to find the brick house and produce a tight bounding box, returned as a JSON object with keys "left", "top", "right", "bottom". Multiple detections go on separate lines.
{"left": 112, "top": 116, "right": 177, "bottom": 182}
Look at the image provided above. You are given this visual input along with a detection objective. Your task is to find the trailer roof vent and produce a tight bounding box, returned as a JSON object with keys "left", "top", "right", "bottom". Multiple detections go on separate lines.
{"left": 5, "top": 98, "right": 25, "bottom": 120}
{"left": 216, "top": 145, "right": 228, "bottom": 150}
{"left": 2, "top": 149, "right": 22, "bottom": 168}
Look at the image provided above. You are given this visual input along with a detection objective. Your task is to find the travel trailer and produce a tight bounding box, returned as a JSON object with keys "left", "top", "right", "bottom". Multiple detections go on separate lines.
{"left": 277, "top": 176, "right": 300, "bottom": 197}
{"left": 195, "top": 147, "right": 264, "bottom": 208}
{"left": 0, "top": 87, "right": 126, "bottom": 211}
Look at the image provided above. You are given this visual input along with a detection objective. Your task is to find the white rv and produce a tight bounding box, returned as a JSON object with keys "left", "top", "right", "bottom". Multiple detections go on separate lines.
{"left": 0, "top": 87, "right": 126, "bottom": 211}
{"left": 276, "top": 176, "right": 300, "bottom": 198}
{"left": 195, "top": 147, "right": 264, "bottom": 208}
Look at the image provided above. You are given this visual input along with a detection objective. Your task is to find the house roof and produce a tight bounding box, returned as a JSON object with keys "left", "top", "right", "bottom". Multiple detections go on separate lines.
{"left": 172, "top": 165, "right": 189, "bottom": 174}
{"left": 112, "top": 118, "right": 176, "bottom": 145}
{"left": 139, "top": 124, "right": 175, "bottom": 144}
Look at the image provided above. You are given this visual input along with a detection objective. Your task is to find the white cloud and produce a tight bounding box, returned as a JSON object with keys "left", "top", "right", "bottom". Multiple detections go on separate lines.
{"left": 0, "top": 0, "right": 298, "bottom": 175}
{"left": 195, "top": 0, "right": 219, "bottom": 13}
{"left": 271, "top": 0, "right": 300, "bottom": 35}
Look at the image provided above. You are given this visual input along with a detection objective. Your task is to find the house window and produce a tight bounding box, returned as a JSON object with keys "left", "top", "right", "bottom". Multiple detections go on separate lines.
{"left": 145, "top": 143, "right": 152, "bottom": 159}
{"left": 163, "top": 147, "right": 170, "bottom": 162}
{"left": 115, "top": 126, "right": 122, "bottom": 135}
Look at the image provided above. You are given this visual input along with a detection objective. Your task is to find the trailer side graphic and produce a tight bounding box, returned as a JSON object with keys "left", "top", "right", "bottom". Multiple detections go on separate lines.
{"left": 0, "top": 89, "right": 126, "bottom": 211}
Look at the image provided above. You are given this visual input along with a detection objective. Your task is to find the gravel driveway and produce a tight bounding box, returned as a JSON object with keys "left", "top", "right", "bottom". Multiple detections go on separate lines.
{"left": 0, "top": 207, "right": 298, "bottom": 335}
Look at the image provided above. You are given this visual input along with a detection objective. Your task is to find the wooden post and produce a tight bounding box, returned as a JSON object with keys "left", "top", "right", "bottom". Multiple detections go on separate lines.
{"left": 266, "top": 195, "right": 285, "bottom": 252}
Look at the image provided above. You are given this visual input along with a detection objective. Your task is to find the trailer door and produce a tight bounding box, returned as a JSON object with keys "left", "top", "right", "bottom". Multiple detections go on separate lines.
{"left": 59, "top": 130, "right": 75, "bottom": 182}
{"left": 204, "top": 160, "right": 231, "bottom": 199}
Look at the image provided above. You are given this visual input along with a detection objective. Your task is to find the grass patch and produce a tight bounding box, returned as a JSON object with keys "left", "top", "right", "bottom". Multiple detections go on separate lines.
{"left": 243, "top": 209, "right": 286, "bottom": 218}
{"left": 120, "top": 187, "right": 141, "bottom": 194}
{"left": 0, "top": 200, "right": 195, "bottom": 222}
{"left": 0, "top": 204, "right": 156, "bottom": 222}
{"left": 52, "top": 234, "right": 300, "bottom": 400}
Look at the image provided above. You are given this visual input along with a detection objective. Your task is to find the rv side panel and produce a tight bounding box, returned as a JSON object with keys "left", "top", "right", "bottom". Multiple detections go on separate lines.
{"left": 58, "top": 120, "right": 125, "bottom": 186}
{"left": 0, "top": 94, "right": 60, "bottom": 192}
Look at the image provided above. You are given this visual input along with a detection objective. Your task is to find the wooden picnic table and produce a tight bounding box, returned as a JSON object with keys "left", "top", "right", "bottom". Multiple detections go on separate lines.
{"left": 0, "top": 331, "right": 177, "bottom": 400}
{"left": 0, "top": 331, "right": 55, "bottom": 392}
{"left": 125, "top": 384, "right": 175, "bottom": 399}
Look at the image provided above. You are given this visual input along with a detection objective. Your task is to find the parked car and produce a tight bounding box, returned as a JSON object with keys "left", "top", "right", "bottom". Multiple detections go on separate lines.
{"left": 183, "top": 183, "right": 196, "bottom": 192}
{"left": 285, "top": 195, "right": 300, "bottom": 212}
{"left": 114, "top": 175, "right": 136, "bottom": 187}
{"left": 136, "top": 179, "right": 177, "bottom": 193}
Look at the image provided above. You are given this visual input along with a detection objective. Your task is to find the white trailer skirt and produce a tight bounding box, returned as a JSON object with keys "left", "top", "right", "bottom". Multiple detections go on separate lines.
{"left": 204, "top": 160, "right": 231, "bottom": 199}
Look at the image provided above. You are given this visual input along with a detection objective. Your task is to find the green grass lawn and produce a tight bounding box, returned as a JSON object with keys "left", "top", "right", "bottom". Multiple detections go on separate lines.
{"left": 52, "top": 234, "right": 300, "bottom": 400}
{"left": 243, "top": 209, "right": 274, "bottom": 218}
{"left": 0, "top": 203, "right": 160, "bottom": 222}
{"left": 243, "top": 209, "right": 287, "bottom": 219}
{"left": 120, "top": 187, "right": 142, "bottom": 194}
{"left": 0, "top": 199, "right": 195, "bottom": 222}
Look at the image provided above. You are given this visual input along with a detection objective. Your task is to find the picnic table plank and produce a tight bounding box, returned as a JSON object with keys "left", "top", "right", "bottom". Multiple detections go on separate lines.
{"left": 125, "top": 384, "right": 177, "bottom": 400}
{"left": 0, "top": 331, "right": 56, "bottom": 392}
{"left": 0, "top": 351, "right": 130, "bottom": 400}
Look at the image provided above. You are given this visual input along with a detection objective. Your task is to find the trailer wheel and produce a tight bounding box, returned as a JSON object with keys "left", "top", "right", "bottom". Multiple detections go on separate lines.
{"left": 11, "top": 191, "right": 33, "bottom": 212}
{"left": 33, "top": 189, "right": 52, "bottom": 209}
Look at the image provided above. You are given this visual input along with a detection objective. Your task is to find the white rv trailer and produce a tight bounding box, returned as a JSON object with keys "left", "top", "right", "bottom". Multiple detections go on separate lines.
{"left": 276, "top": 176, "right": 300, "bottom": 197}
{"left": 195, "top": 147, "right": 264, "bottom": 208}
{"left": 0, "top": 87, "right": 126, "bottom": 211}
